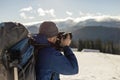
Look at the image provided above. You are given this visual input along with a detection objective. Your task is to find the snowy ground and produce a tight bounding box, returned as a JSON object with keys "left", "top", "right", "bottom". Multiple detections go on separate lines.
{"left": 60, "top": 49, "right": 120, "bottom": 80}
{"left": 0, "top": 49, "right": 120, "bottom": 80}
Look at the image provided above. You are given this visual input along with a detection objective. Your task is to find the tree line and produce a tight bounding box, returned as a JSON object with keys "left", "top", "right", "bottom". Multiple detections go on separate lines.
{"left": 70, "top": 39, "right": 120, "bottom": 55}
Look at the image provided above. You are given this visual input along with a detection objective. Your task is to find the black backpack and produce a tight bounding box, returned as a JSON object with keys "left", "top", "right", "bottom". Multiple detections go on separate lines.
{"left": 0, "top": 22, "right": 36, "bottom": 80}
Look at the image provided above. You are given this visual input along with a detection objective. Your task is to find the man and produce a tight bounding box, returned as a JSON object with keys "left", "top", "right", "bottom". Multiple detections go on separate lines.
{"left": 33, "top": 21, "right": 78, "bottom": 80}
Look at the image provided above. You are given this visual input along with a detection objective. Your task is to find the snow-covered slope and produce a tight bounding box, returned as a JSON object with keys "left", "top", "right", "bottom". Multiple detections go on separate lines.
{"left": 0, "top": 50, "right": 120, "bottom": 80}
{"left": 61, "top": 50, "right": 120, "bottom": 80}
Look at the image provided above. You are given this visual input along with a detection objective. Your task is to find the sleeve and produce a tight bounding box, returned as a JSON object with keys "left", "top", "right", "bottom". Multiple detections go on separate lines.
{"left": 50, "top": 46, "right": 79, "bottom": 75}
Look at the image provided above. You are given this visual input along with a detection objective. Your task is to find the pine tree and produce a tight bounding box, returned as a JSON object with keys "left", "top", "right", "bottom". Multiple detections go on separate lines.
{"left": 78, "top": 39, "right": 83, "bottom": 51}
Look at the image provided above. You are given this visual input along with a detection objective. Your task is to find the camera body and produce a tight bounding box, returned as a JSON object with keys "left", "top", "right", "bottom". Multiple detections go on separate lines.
{"left": 55, "top": 32, "right": 72, "bottom": 51}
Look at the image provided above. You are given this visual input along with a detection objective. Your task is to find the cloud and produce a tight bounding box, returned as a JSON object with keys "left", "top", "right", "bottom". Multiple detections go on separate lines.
{"left": 37, "top": 8, "right": 56, "bottom": 17}
{"left": 79, "top": 11, "right": 84, "bottom": 16}
{"left": 19, "top": 6, "right": 35, "bottom": 19}
{"left": 79, "top": 11, "right": 97, "bottom": 17}
{"left": 20, "top": 12, "right": 34, "bottom": 19}
{"left": 23, "top": 10, "right": 120, "bottom": 27}
{"left": 96, "top": 12, "right": 102, "bottom": 16}
{"left": 20, "top": 12, "right": 27, "bottom": 19}
{"left": 37, "top": 8, "right": 46, "bottom": 16}
{"left": 47, "top": 14, "right": 120, "bottom": 26}
{"left": 51, "top": 17, "right": 73, "bottom": 22}
{"left": 47, "top": 9, "right": 56, "bottom": 17}
{"left": 28, "top": 16, "right": 35, "bottom": 19}
{"left": 20, "top": 6, "right": 33, "bottom": 12}
{"left": 79, "top": 11, "right": 102, "bottom": 17}
{"left": 23, "top": 21, "right": 41, "bottom": 26}
{"left": 66, "top": 11, "right": 73, "bottom": 16}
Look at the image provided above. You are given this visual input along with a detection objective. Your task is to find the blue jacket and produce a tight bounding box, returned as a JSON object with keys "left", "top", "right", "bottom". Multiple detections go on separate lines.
{"left": 33, "top": 34, "right": 79, "bottom": 80}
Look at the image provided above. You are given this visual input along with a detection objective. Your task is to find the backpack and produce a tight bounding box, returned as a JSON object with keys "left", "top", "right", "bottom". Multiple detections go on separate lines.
{"left": 0, "top": 22, "right": 28, "bottom": 53}
{"left": 0, "top": 22, "right": 36, "bottom": 80}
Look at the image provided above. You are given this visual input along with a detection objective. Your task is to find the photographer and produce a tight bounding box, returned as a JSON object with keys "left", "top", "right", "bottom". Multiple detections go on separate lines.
{"left": 34, "top": 21, "right": 79, "bottom": 80}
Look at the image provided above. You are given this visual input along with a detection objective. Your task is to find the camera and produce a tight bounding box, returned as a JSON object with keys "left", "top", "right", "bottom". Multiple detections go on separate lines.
{"left": 55, "top": 32, "right": 72, "bottom": 51}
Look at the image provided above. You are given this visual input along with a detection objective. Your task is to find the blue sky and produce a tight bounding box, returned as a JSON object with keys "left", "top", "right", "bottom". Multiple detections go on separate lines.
{"left": 0, "top": 0, "right": 120, "bottom": 24}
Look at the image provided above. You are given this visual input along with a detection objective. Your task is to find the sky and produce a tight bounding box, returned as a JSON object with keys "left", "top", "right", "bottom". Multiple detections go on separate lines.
{"left": 0, "top": 0, "right": 120, "bottom": 25}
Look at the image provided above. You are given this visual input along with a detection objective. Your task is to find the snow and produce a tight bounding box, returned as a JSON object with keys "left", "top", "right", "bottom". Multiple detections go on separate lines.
{"left": 60, "top": 50, "right": 120, "bottom": 80}
{"left": 81, "top": 49, "right": 100, "bottom": 52}
{"left": 0, "top": 49, "right": 120, "bottom": 80}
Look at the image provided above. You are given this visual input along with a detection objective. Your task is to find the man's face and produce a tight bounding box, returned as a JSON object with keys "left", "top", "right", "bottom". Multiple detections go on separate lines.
{"left": 52, "top": 36, "right": 57, "bottom": 44}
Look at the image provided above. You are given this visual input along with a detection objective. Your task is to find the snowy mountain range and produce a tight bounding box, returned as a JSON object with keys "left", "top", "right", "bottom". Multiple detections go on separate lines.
{"left": 26, "top": 17, "right": 120, "bottom": 43}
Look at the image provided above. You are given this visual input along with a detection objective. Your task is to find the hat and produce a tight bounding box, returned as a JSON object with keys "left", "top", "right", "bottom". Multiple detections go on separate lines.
{"left": 39, "top": 21, "right": 59, "bottom": 38}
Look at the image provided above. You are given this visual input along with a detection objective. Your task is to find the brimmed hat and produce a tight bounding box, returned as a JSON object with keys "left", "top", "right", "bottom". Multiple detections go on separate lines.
{"left": 39, "top": 21, "right": 59, "bottom": 38}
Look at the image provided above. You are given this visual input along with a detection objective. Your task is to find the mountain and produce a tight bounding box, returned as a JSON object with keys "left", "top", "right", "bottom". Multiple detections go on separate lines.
{"left": 76, "top": 18, "right": 120, "bottom": 28}
{"left": 72, "top": 26, "right": 120, "bottom": 43}
{"left": 26, "top": 17, "right": 120, "bottom": 33}
{"left": 55, "top": 19, "right": 75, "bottom": 31}
{"left": 26, "top": 18, "right": 120, "bottom": 43}
{"left": 26, "top": 23, "right": 40, "bottom": 33}
{"left": 27, "top": 25, "right": 39, "bottom": 33}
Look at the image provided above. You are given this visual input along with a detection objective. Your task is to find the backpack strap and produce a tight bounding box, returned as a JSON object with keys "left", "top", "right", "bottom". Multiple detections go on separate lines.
{"left": 28, "top": 37, "right": 48, "bottom": 61}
